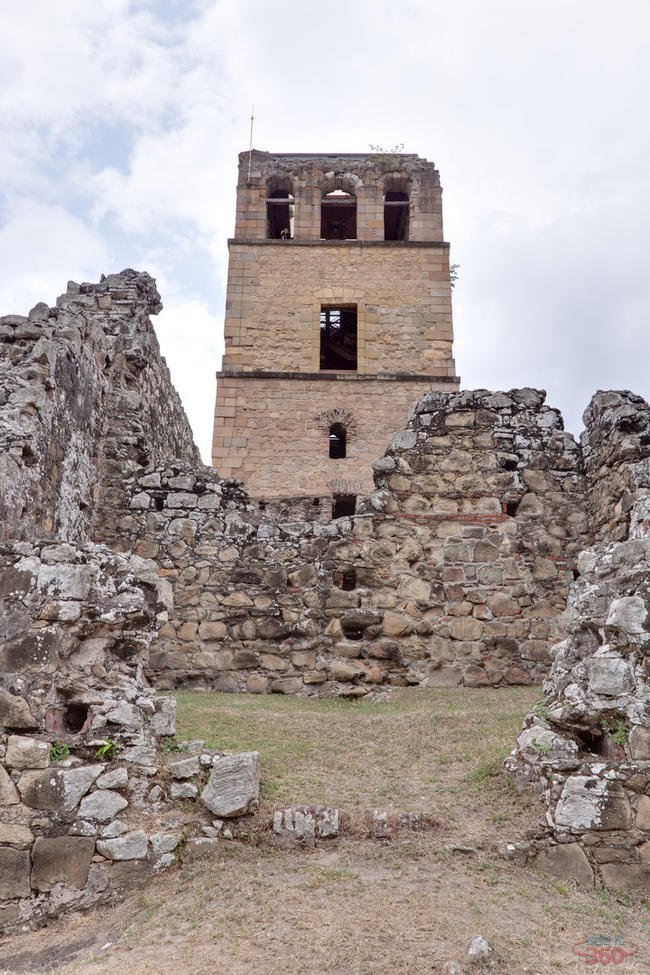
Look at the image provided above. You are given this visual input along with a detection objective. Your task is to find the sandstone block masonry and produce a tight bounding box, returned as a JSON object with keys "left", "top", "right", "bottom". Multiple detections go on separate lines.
{"left": 212, "top": 151, "right": 459, "bottom": 497}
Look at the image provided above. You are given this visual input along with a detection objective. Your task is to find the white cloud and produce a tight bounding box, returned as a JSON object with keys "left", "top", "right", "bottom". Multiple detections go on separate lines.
{"left": 0, "top": 200, "right": 110, "bottom": 313}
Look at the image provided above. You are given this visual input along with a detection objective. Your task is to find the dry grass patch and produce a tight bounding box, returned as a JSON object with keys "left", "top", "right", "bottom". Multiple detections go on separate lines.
{"left": 172, "top": 685, "right": 541, "bottom": 844}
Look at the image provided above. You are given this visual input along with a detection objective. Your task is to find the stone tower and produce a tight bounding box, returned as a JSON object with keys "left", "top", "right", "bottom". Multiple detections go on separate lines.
{"left": 211, "top": 150, "right": 459, "bottom": 503}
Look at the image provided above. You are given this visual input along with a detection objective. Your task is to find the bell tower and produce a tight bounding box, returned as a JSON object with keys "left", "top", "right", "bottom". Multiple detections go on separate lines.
{"left": 211, "top": 150, "right": 459, "bottom": 500}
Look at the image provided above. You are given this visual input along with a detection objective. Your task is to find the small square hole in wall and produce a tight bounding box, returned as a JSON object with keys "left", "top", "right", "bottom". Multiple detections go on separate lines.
{"left": 64, "top": 703, "right": 89, "bottom": 733}
{"left": 341, "top": 568, "right": 357, "bottom": 590}
{"left": 332, "top": 494, "right": 356, "bottom": 519}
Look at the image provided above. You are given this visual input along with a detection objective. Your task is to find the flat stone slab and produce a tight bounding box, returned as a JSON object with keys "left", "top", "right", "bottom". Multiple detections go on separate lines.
{"left": 200, "top": 751, "right": 260, "bottom": 817}
{"left": 0, "top": 849, "right": 31, "bottom": 898}
{"left": 78, "top": 789, "right": 128, "bottom": 822}
{"left": 31, "top": 836, "right": 95, "bottom": 891}
{"left": 96, "top": 830, "right": 149, "bottom": 861}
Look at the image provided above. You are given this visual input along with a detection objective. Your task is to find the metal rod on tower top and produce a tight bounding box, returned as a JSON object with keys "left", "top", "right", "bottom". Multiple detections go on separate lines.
{"left": 247, "top": 106, "right": 254, "bottom": 184}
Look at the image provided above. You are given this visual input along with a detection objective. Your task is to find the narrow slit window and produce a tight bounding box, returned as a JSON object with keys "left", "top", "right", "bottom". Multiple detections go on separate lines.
{"left": 332, "top": 494, "right": 356, "bottom": 519}
{"left": 329, "top": 423, "right": 347, "bottom": 459}
{"left": 320, "top": 306, "right": 357, "bottom": 371}
{"left": 341, "top": 568, "right": 357, "bottom": 590}
{"left": 384, "top": 191, "right": 409, "bottom": 241}
{"left": 321, "top": 189, "right": 357, "bottom": 239}
{"left": 267, "top": 189, "right": 294, "bottom": 239}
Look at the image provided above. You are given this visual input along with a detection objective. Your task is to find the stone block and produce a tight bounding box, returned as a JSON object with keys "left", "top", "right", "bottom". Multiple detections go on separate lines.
{"left": 382, "top": 611, "right": 412, "bottom": 637}
{"left": 96, "top": 830, "right": 149, "bottom": 860}
{"left": 18, "top": 764, "right": 102, "bottom": 813}
{"left": 0, "top": 688, "right": 38, "bottom": 730}
{"left": 635, "top": 794, "right": 650, "bottom": 830}
{"left": 534, "top": 843, "right": 593, "bottom": 886}
{"left": 169, "top": 756, "right": 200, "bottom": 779}
{"left": 328, "top": 659, "right": 363, "bottom": 682}
{"left": 629, "top": 725, "right": 650, "bottom": 760}
{"left": 78, "top": 789, "right": 128, "bottom": 822}
{"left": 0, "top": 848, "right": 31, "bottom": 898}
{"left": 247, "top": 674, "right": 270, "bottom": 694}
{"left": 150, "top": 697, "right": 176, "bottom": 737}
{"left": 150, "top": 832, "right": 181, "bottom": 855}
{"left": 449, "top": 617, "right": 483, "bottom": 641}
{"left": 0, "top": 764, "right": 20, "bottom": 804}
{"left": 200, "top": 752, "right": 260, "bottom": 817}
{"left": 287, "top": 565, "right": 317, "bottom": 588}
{"left": 0, "top": 823, "right": 33, "bottom": 844}
{"left": 606, "top": 595, "right": 647, "bottom": 634}
{"left": 555, "top": 777, "right": 631, "bottom": 831}
{"left": 598, "top": 862, "right": 650, "bottom": 891}
{"left": 503, "top": 666, "right": 532, "bottom": 685}
{"left": 198, "top": 621, "right": 227, "bottom": 641}
{"left": 271, "top": 677, "right": 303, "bottom": 694}
{"left": 171, "top": 781, "right": 198, "bottom": 799}
{"left": 587, "top": 654, "right": 634, "bottom": 697}
{"left": 31, "top": 836, "right": 95, "bottom": 891}
{"left": 489, "top": 592, "right": 519, "bottom": 617}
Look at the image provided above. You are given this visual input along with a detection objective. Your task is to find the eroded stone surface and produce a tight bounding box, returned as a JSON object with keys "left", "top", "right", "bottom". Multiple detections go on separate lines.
{"left": 201, "top": 752, "right": 260, "bottom": 817}
{"left": 31, "top": 836, "right": 95, "bottom": 892}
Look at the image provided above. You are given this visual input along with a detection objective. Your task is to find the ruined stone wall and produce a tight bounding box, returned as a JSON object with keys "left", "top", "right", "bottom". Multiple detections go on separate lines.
{"left": 98, "top": 389, "right": 590, "bottom": 693}
{"left": 581, "top": 390, "right": 650, "bottom": 543}
{"left": 0, "top": 272, "right": 249, "bottom": 933}
{"left": 507, "top": 392, "right": 650, "bottom": 892}
{"left": 0, "top": 271, "right": 198, "bottom": 546}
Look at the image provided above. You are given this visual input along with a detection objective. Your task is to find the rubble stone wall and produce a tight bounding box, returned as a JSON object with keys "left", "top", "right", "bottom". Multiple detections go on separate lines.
{"left": 507, "top": 392, "right": 650, "bottom": 891}
{"left": 0, "top": 270, "right": 198, "bottom": 546}
{"left": 98, "top": 389, "right": 590, "bottom": 693}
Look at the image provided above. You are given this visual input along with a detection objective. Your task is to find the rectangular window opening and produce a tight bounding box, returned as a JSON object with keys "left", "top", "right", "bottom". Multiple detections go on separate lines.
{"left": 332, "top": 494, "right": 356, "bottom": 519}
{"left": 320, "top": 305, "right": 357, "bottom": 371}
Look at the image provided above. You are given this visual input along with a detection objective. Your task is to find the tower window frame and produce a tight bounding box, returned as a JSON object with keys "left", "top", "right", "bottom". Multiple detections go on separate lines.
{"left": 320, "top": 188, "right": 357, "bottom": 240}
{"left": 266, "top": 187, "right": 294, "bottom": 239}
{"left": 320, "top": 305, "right": 358, "bottom": 371}
{"left": 384, "top": 190, "right": 409, "bottom": 241}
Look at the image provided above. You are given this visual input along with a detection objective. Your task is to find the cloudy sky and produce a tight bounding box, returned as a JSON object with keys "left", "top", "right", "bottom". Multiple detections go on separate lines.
{"left": 2, "top": 0, "right": 650, "bottom": 461}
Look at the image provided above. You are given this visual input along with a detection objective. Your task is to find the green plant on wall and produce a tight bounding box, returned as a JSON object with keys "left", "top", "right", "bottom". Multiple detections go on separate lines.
{"left": 369, "top": 143, "right": 405, "bottom": 167}
{"left": 602, "top": 718, "right": 628, "bottom": 747}
{"left": 94, "top": 739, "right": 120, "bottom": 761}
{"left": 50, "top": 742, "right": 70, "bottom": 762}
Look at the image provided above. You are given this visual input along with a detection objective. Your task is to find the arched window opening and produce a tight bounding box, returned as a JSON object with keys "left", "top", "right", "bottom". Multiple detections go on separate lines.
{"left": 320, "top": 306, "right": 357, "bottom": 371}
{"left": 267, "top": 188, "right": 294, "bottom": 239}
{"left": 329, "top": 423, "right": 347, "bottom": 459}
{"left": 63, "top": 703, "right": 89, "bottom": 733}
{"left": 321, "top": 188, "right": 357, "bottom": 239}
{"left": 384, "top": 190, "right": 409, "bottom": 240}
